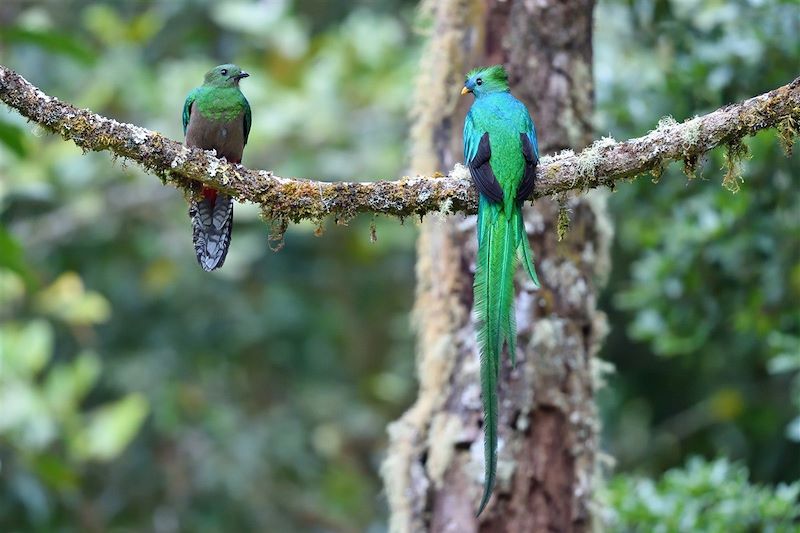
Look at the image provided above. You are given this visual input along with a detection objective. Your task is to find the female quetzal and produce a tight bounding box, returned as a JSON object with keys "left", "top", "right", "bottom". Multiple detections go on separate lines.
{"left": 462, "top": 64, "right": 540, "bottom": 515}
{"left": 183, "top": 64, "right": 251, "bottom": 271}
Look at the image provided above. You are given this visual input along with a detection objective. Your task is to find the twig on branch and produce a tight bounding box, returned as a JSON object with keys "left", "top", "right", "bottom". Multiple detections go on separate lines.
{"left": 1, "top": 64, "right": 798, "bottom": 224}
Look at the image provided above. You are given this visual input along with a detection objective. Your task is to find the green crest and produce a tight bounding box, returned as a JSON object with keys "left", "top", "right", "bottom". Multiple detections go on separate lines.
{"left": 464, "top": 65, "right": 510, "bottom": 95}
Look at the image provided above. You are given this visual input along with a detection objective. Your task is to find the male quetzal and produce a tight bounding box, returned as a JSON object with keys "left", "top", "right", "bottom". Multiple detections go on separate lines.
{"left": 462, "top": 64, "right": 540, "bottom": 515}
{"left": 183, "top": 64, "right": 251, "bottom": 271}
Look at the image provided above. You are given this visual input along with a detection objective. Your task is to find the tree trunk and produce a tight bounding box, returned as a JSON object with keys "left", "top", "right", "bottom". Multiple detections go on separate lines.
{"left": 382, "top": 1, "right": 611, "bottom": 531}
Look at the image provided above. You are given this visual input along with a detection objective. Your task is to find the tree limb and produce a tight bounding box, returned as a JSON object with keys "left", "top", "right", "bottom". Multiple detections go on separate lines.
{"left": 1, "top": 64, "right": 798, "bottom": 223}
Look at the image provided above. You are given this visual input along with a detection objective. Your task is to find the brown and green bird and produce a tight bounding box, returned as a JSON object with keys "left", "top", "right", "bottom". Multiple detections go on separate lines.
{"left": 182, "top": 64, "right": 251, "bottom": 271}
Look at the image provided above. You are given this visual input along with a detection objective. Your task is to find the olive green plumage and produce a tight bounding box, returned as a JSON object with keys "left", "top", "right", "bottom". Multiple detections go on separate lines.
{"left": 462, "top": 64, "right": 540, "bottom": 515}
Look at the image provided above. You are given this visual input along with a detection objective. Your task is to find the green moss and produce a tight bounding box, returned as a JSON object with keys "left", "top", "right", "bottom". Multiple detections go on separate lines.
{"left": 545, "top": 163, "right": 562, "bottom": 181}
{"left": 681, "top": 117, "right": 702, "bottom": 151}
{"left": 722, "top": 138, "right": 751, "bottom": 193}
{"left": 265, "top": 216, "right": 288, "bottom": 252}
{"left": 777, "top": 116, "right": 797, "bottom": 156}
{"left": 657, "top": 116, "right": 677, "bottom": 129}
{"left": 683, "top": 153, "right": 699, "bottom": 179}
{"left": 557, "top": 195, "right": 570, "bottom": 242}
{"left": 576, "top": 137, "right": 615, "bottom": 180}
{"left": 650, "top": 161, "right": 666, "bottom": 183}
{"left": 437, "top": 197, "right": 453, "bottom": 216}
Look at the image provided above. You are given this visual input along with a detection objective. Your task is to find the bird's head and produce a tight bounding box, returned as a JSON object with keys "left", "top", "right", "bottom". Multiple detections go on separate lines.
{"left": 203, "top": 64, "right": 250, "bottom": 87}
{"left": 461, "top": 65, "right": 509, "bottom": 98}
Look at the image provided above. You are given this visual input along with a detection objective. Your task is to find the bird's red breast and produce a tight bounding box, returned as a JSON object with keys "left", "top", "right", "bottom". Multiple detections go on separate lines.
{"left": 202, "top": 187, "right": 217, "bottom": 205}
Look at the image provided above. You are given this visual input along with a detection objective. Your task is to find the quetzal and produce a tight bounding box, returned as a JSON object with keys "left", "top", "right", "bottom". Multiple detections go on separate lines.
{"left": 183, "top": 64, "right": 251, "bottom": 271}
{"left": 462, "top": 64, "right": 540, "bottom": 515}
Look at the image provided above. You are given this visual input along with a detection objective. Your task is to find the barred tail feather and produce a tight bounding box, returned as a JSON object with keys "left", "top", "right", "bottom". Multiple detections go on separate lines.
{"left": 189, "top": 189, "right": 233, "bottom": 271}
{"left": 475, "top": 201, "right": 518, "bottom": 516}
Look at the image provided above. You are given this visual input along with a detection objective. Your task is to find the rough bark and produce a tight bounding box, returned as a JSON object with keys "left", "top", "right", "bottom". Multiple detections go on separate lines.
{"left": 1, "top": 64, "right": 797, "bottom": 227}
{"left": 382, "top": 1, "right": 613, "bottom": 531}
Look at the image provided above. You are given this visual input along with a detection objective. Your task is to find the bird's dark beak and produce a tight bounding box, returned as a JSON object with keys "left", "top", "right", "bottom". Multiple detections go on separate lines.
{"left": 234, "top": 71, "right": 250, "bottom": 81}
{"left": 461, "top": 86, "right": 471, "bottom": 95}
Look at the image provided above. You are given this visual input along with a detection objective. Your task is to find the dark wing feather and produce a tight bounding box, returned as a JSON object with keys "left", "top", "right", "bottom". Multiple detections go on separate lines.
{"left": 182, "top": 90, "right": 197, "bottom": 136}
{"left": 517, "top": 133, "right": 538, "bottom": 205}
{"left": 243, "top": 96, "right": 252, "bottom": 145}
{"left": 468, "top": 132, "right": 504, "bottom": 204}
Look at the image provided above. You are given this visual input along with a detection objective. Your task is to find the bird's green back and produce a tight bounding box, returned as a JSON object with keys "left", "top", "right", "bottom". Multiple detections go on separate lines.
{"left": 465, "top": 93, "right": 535, "bottom": 217}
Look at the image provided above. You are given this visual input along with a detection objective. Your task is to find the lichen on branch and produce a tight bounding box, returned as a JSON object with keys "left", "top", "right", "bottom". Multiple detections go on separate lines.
{"left": 1, "top": 64, "right": 798, "bottom": 224}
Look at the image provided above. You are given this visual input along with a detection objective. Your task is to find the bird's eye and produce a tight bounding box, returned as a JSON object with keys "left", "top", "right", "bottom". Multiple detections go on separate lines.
{"left": 221, "top": 69, "right": 228, "bottom": 76}
{"left": 476, "top": 78, "right": 483, "bottom": 86}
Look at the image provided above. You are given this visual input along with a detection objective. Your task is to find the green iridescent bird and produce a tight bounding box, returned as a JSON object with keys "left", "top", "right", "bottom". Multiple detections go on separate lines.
{"left": 462, "top": 65, "right": 541, "bottom": 515}
{"left": 182, "top": 64, "right": 251, "bottom": 271}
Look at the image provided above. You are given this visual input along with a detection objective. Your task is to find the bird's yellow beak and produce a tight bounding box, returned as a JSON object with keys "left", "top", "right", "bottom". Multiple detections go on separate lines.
{"left": 461, "top": 86, "right": 470, "bottom": 95}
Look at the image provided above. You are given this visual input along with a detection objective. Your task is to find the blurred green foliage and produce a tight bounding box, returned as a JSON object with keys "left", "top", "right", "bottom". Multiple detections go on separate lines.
{"left": 596, "top": 0, "right": 800, "bottom": 485}
{"left": 0, "top": 0, "right": 797, "bottom": 531}
{"left": 1, "top": 1, "right": 419, "bottom": 530}
{"left": 602, "top": 457, "right": 800, "bottom": 532}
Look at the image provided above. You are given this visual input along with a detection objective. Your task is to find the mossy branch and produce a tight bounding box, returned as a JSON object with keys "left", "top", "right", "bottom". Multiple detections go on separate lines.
{"left": 1, "top": 64, "right": 798, "bottom": 223}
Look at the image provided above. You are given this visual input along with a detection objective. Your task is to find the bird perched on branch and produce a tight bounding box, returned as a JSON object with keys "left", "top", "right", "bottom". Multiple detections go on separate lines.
{"left": 183, "top": 64, "right": 251, "bottom": 271}
{"left": 462, "top": 64, "right": 540, "bottom": 515}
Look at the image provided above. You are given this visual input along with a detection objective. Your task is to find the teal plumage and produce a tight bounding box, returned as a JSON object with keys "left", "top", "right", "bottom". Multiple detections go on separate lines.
{"left": 462, "top": 65, "right": 540, "bottom": 515}
{"left": 182, "top": 64, "right": 251, "bottom": 271}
